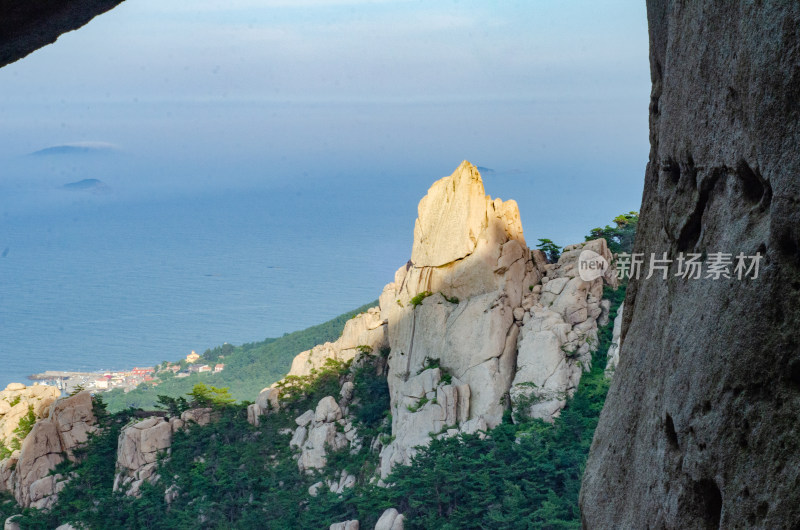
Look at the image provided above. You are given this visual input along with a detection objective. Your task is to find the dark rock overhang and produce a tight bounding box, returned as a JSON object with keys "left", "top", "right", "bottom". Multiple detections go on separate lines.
{"left": 0, "top": 0, "right": 126, "bottom": 68}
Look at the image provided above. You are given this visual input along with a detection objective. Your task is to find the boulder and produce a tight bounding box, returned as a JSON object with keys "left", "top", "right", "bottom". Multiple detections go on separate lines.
{"left": 298, "top": 422, "right": 346, "bottom": 472}
{"left": 314, "top": 396, "right": 342, "bottom": 423}
{"left": 255, "top": 387, "right": 280, "bottom": 412}
{"left": 3, "top": 515, "right": 21, "bottom": 530}
{"left": 339, "top": 381, "right": 355, "bottom": 404}
{"left": 248, "top": 387, "right": 281, "bottom": 426}
{"left": 295, "top": 410, "right": 315, "bottom": 427}
{"left": 374, "top": 508, "right": 405, "bottom": 530}
{"left": 295, "top": 396, "right": 354, "bottom": 472}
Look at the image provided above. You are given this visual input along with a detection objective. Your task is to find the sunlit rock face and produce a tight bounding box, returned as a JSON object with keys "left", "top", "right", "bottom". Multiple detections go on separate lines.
{"left": 0, "top": 384, "right": 60, "bottom": 446}
{"left": 286, "top": 307, "right": 388, "bottom": 379}
{"left": 581, "top": 2, "right": 800, "bottom": 528}
{"left": 378, "top": 161, "right": 616, "bottom": 477}
{"left": 510, "top": 238, "right": 617, "bottom": 423}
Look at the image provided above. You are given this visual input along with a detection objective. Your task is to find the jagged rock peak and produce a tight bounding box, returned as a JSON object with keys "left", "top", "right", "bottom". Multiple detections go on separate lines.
{"left": 411, "top": 161, "right": 524, "bottom": 268}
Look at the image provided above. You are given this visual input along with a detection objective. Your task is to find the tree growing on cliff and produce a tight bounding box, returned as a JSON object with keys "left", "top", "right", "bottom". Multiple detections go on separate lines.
{"left": 536, "top": 238, "right": 562, "bottom": 263}
{"left": 586, "top": 211, "right": 638, "bottom": 254}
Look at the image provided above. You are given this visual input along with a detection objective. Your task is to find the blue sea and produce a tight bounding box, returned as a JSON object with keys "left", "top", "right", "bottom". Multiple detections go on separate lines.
{"left": 0, "top": 101, "right": 647, "bottom": 390}
{"left": 0, "top": 180, "right": 414, "bottom": 389}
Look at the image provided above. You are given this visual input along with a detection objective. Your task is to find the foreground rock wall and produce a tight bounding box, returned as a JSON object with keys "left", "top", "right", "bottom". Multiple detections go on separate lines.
{"left": 581, "top": 2, "right": 800, "bottom": 528}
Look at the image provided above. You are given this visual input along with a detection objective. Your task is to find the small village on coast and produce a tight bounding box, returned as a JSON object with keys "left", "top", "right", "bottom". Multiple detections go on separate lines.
{"left": 27, "top": 350, "right": 225, "bottom": 395}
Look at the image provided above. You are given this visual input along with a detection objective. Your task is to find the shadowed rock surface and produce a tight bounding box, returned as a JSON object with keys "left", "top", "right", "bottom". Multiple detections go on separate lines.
{"left": 581, "top": 1, "right": 800, "bottom": 528}
{"left": 0, "top": 0, "right": 126, "bottom": 68}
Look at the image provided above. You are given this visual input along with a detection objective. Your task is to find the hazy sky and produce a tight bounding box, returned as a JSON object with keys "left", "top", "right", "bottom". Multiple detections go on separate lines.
{"left": 0, "top": 0, "right": 650, "bottom": 243}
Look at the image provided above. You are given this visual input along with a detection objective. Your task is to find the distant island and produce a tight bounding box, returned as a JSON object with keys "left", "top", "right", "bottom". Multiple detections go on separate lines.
{"left": 62, "top": 178, "right": 108, "bottom": 192}
{"left": 29, "top": 142, "right": 116, "bottom": 156}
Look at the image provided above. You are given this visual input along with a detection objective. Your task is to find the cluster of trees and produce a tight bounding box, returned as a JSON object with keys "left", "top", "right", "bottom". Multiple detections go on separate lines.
{"left": 536, "top": 211, "right": 640, "bottom": 263}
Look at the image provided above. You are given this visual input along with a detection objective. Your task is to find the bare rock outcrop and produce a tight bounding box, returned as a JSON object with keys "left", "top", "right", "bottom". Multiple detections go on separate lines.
{"left": 581, "top": 2, "right": 800, "bottom": 528}
{"left": 330, "top": 520, "right": 359, "bottom": 530}
{"left": 377, "top": 161, "right": 616, "bottom": 476}
{"left": 1, "top": 391, "right": 96, "bottom": 509}
{"left": 0, "top": 384, "right": 60, "bottom": 446}
{"left": 378, "top": 162, "right": 532, "bottom": 474}
{"left": 510, "top": 239, "right": 616, "bottom": 422}
{"left": 294, "top": 396, "right": 353, "bottom": 473}
{"left": 286, "top": 307, "right": 388, "bottom": 379}
{"left": 247, "top": 387, "right": 280, "bottom": 426}
{"left": 374, "top": 508, "right": 405, "bottom": 530}
{"left": 180, "top": 407, "right": 214, "bottom": 427}
{"left": 113, "top": 416, "right": 177, "bottom": 496}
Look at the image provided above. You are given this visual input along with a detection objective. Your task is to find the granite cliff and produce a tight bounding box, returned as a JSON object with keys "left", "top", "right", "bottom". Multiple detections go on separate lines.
{"left": 580, "top": 2, "right": 800, "bottom": 528}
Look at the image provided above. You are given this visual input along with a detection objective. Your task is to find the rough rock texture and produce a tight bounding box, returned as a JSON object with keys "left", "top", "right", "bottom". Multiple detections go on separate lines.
{"left": 1, "top": 392, "right": 95, "bottom": 508}
{"left": 113, "top": 416, "right": 176, "bottom": 496}
{"left": 180, "top": 407, "right": 214, "bottom": 427}
{"left": 581, "top": 2, "right": 800, "bottom": 528}
{"left": 378, "top": 161, "right": 617, "bottom": 476}
{"left": 0, "top": 384, "right": 60, "bottom": 444}
{"left": 374, "top": 508, "right": 405, "bottom": 530}
{"left": 287, "top": 307, "right": 388, "bottom": 378}
{"left": 330, "top": 521, "right": 359, "bottom": 530}
{"left": 0, "top": 0, "right": 126, "bottom": 68}
{"left": 510, "top": 239, "right": 616, "bottom": 422}
{"left": 294, "top": 396, "right": 354, "bottom": 473}
{"left": 247, "top": 387, "right": 280, "bottom": 426}
{"left": 378, "top": 161, "right": 533, "bottom": 474}
{"left": 604, "top": 302, "right": 623, "bottom": 376}
{"left": 379, "top": 367, "right": 471, "bottom": 478}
